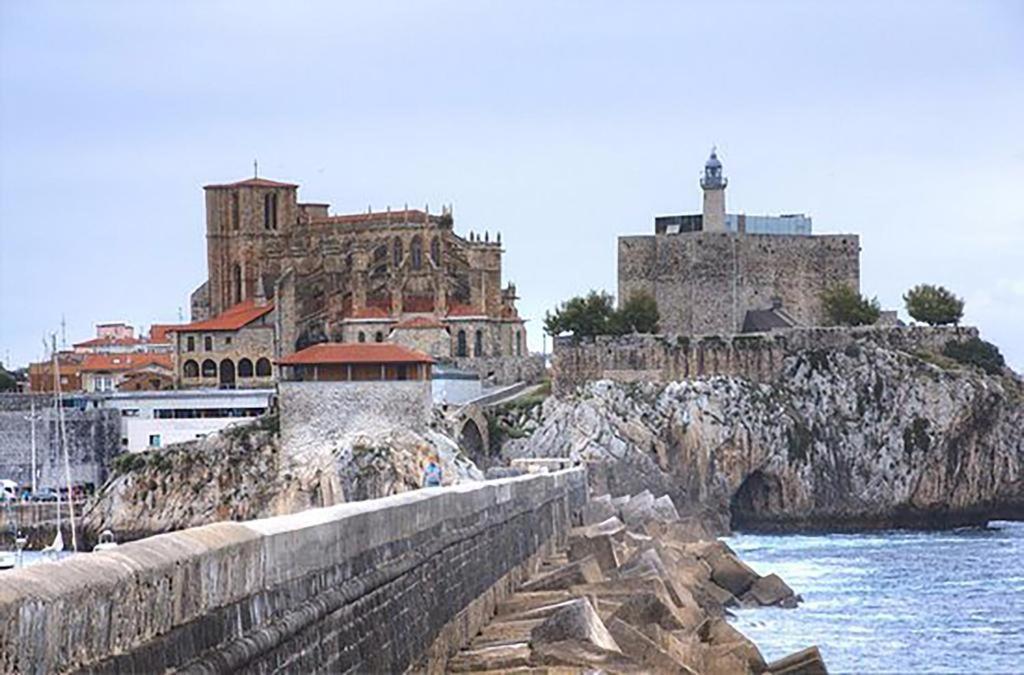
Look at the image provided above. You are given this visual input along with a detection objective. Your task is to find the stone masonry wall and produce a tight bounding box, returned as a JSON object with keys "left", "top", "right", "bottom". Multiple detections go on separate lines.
{"left": 279, "top": 380, "right": 432, "bottom": 458}
{"left": 618, "top": 231, "right": 860, "bottom": 335}
{"left": 0, "top": 468, "right": 587, "bottom": 674}
{"left": 552, "top": 325, "right": 979, "bottom": 395}
{"left": 0, "top": 394, "right": 122, "bottom": 491}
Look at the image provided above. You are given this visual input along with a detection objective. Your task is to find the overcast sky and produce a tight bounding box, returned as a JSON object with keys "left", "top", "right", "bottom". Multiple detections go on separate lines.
{"left": 1, "top": 0, "right": 1021, "bottom": 370}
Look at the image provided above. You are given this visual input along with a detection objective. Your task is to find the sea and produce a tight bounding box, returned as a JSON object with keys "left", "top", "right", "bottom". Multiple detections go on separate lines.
{"left": 725, "top": 520, "right": 1024, "bottom": 674}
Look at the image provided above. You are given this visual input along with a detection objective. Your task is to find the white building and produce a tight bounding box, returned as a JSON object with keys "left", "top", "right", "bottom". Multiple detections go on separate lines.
{"left": 101, "top": 388, "right": 274, "bottom": 453}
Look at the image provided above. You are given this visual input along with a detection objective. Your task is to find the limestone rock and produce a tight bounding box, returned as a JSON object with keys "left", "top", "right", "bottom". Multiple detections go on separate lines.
{"left": 568, "top": 531, "right": 620, "bottom": 574}
{"left": 607, "top": 617, "right": 698, "bottom": 674}
{"left": 581, "top": 494, "right": 618, "bottom": 525}
{"left": 747, "top": 572, "right": 798, "bottom": 608}
{"left": 705, "top": 549, "right": 760, "bottom": 597}
{"left": 766, "top": 645, "right": 829, "bottom": 674}
{"left": 520, "top": 556, "right": 604, "bottom": 592}
{"left": 621, "top": 490, "right": 657, "bottom": 527}
{"left": 611, "top": 590, "right": 702, "bottom": 632}
{"left": 529, "top": 597, "right": 620, "bottom": 653}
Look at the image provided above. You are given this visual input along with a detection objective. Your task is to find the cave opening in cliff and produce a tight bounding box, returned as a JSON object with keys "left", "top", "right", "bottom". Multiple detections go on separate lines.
{"left": 730, "top": 470, "right": 784, "bottom": 531}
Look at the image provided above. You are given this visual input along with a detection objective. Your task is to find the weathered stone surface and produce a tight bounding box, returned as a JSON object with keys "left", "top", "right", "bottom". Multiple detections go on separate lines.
{"left": 529, "top": 598, "right": 620, "bottom": 653}
{"left": 766, "top": 645, "right": 829, "bottom": 675}
{"left": 653, "top": 494, "right": 682, "bottom": 522}
{"left": 621, "top": 489, "right": 657, "bottom": 527}
{"left": 706, "top": 549, "right": 760, "bottom": 596}
{"left": 703, "top": 617, "right": 767, "bottom": 672}
{"left": 447, "top": 643, "right": 532, "bottom": 672}
{"left": 611, "top": 590, "right": 702, "bottom": 632}
{"left": 607, "top": 618, "right": 697, "bottom": 674}
{"left": 581, "top": 493, "right": 618, "bottom": 525}
{"left": 568, "top": 532, "right": 620, "bottom": 574}
{"left": 520, "top": 556, "right": 604, "bottom": 592}
{"left": 748, "top": 572, "right": 798, "bottom": 607}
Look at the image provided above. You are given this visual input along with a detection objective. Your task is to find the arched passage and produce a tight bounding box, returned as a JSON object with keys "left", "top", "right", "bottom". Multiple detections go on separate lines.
{"left": 730, "top": 470, "right": 785, "bottom": 531}
{"left": 219, "top": 359, "right": 236, "bottom": 388}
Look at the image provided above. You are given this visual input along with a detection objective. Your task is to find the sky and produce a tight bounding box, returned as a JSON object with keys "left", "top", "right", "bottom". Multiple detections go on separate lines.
{"left": 1, "top": 0, "right": 1022, "bottom": 370}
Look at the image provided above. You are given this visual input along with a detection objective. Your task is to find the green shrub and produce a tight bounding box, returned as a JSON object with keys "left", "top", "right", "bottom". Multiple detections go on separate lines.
{"left": 820, "top": 284, "right": 880, "bottom": 327}
{"left": 904, "top": 284, "right": 964, "bottom": 326}
{"left": 942, "top": 338, "right": 1005, "bottom": 375}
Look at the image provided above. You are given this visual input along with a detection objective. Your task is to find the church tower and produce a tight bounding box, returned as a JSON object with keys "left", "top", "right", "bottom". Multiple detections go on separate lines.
{"left": 700, "top": 148, "right": 727, "bottom": 232}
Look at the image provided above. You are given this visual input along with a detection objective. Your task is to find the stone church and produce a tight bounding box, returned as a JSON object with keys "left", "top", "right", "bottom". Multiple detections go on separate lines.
{"left": 189, "top": 175, "right": 529, "bottom": 370}
{"left": 618, "top": 151, "right": 861, "bottom": 335}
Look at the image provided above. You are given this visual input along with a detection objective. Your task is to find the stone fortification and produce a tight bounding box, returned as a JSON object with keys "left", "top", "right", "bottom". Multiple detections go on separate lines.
{"left": 1, "top": 469, "right": 586, "bottom": 674}
{"left": 278, "top": 380, "right": 432, "bottom": 460}
{"left": 0, "top": 394, "right": 121, "bottom": 491}
{"left": 618, "top": 231, "right": 860, "bottom": 335}
{"left": 553, "top": 325, "right": 977, "bottom": 395}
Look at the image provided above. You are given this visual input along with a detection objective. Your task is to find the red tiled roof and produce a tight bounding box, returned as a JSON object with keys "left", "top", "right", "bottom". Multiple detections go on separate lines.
{"left": 147, "top": 324, "right": 182, "bottom": 343}
{"left": 447, "top": 304, "right": 485, "bottom": 317}
{"left": 204, "top": 177, "right": 299, "bottom": 190}
{"left": 278, "top": 343, "right": 434, "bottom": 366}
{"left": 80, "top": 353, "right": 173, "bottom": 373}
{"left": 73, "top": 336, "right": 144, "bottom": 348}
{"left": 176, "top": 299, "right": 274, "bottom": 332}
{"left": 394, "top": 316, "right": 446, "bottom": 330}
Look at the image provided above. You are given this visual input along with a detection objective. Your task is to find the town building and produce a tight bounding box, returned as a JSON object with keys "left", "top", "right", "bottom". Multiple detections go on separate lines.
{"left": 277, "top": 343, "right": 434, "bottom": 458}
{"left": 102, "top": 388, "right": 273, "bottom": 453}
{"left": 169, "top": 298, "right": 276, "bottom": 389}
{"left": 188, "top": 174, "right": 532, "bottom": 381}
{"left": 618, "top": 150, "right": 861, "bottom": 335}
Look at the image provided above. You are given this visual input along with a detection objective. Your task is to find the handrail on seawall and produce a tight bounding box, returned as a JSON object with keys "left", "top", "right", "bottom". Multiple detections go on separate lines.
{"left": 0, "top": 467, "right": 588, "bottom": 675}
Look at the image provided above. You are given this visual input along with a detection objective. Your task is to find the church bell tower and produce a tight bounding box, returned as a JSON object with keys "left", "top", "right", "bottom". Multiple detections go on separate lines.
{"left": 700, "top": 148, "right": 727, "bottom": 232}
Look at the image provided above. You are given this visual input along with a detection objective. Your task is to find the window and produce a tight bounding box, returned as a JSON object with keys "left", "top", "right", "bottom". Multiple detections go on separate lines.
{"left": 430, "top": 236, "right": 441, "bottom": 266}
{"left": 411, "top": 236, "right": 423, "bottom": 270}
{"left": 358, "top": 332, "right": 366, "bottom": 343}
{"left": 149, "top": 434, "right": 162, "bottom": 448}
{"left": 232, "top": 264, "right": 242, "bottom": 304}
{"left": 183, "top": 360, "right": 199, "bottom": 378}
{"left": 238, "top": 358, "right": 253, "bottom": 378}
{"left": 397, "top": 365, "right": 408, "bottom": 381}
{"left": 264, "top": 192, "right": 278, "bottom": 230}
{"left": 516, "top": 331, "right": 522, "bottom": 357}
{"left": 204, "top": 335, "right": 213, "bottom": 351}
{"left": 255, "top": 357, "right": 272, "bottom": 377}
{"left": 201, "top": 359, "right": 217, "bottom": 377}
{"left": 231, "top": 192, "right": 240, "bottom": 230}
{"left": 186, "top": 335, "right": 195, "bottom": 351}
{"left": 456, "top": 330, "right": 467, "bottom": 357}
{"left": 474, "top": 330, "right": 483, "bottom": 357}
{"left": 374, "top": 332, "right": 384, "bottom": 343}
{"left": 393, "top": 237, "right": 403, "bottom": 266}
{"left": 225, "top": 336, "right": 232, "bottom": 345}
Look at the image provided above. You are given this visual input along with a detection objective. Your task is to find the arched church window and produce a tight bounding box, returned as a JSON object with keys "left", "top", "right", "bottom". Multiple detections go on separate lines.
{"left": 231, "top": 193, "right": 240, "bottom": 231}
{"left": 474, "top": 330, "right": 483, "bottom": 357}
{"left": 358, "top": 332, "right": 366, "bottom": 343}
{"left": 375, "top": 331, "right": 384, "bottom": 343}
{"left": 255, "top": 357, "right": 272, "bottom": 377}
{"left": 411, "top": 236, "right": 423, "bottom": 270}
{"left": 201, "top": 359, "right": 217, "bottom": 378}
{"left": 456, "top": 330, "right": 467, "bottom": 357}
{"left": 516, "top": 331, "right": 522, "bottom": 357}
{"left": 183, "top": 360, "right": 199, "bottom": 379}
{"left": 232, "top": 264, "right": 242, "bottom": 305}
{"left": 430, "top": 237, "right": 441, "bottom": 266}
{"left": 238, "top": 358, "right": 254, "bottom": 378}
{"left": 393, "top": 237, "right": 403, "bottom": 267}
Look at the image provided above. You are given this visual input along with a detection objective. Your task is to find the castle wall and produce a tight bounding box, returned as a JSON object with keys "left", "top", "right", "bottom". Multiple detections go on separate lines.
{"left": 618, "top": 231, "right": 861, "bottom": 335}
{"left": 552, "top": 326, "right": 978, "bottom": 395}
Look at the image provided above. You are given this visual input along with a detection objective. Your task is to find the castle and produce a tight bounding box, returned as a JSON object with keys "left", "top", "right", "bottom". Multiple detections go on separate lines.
{"left": 183, "top": 175, "right": 530, "bottom": 384}
{"left": 618, "top": 150, "right": 861, "bottom": 335}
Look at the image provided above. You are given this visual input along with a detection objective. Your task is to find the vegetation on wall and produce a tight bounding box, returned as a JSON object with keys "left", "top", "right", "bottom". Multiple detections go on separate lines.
{"left": 820, "top": 284, "right": 880, "bottom": 327}
{"left": 904, "top": 284, "right": 964, "bottom": 326}
{"left": 942, "top": 338, "right": 1005, "bottom": 375}
{"left": 544, "top": 290, "right": 659, "bottom": 338}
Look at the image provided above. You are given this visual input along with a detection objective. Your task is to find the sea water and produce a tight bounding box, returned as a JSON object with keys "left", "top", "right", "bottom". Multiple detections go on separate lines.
{"left": 725, "top": 520, "right": 1024, "bottom": 673}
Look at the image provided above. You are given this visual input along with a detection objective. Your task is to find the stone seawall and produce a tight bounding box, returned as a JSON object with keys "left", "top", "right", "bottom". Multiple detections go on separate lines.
{"left": 553, "top": 325, "right": 978, "bottom": 395}
{"left": 0, "top": 468, "right": 587, "bottom": 674}
{"left": 0, "top": 501, "right": 86, "bottom": 549}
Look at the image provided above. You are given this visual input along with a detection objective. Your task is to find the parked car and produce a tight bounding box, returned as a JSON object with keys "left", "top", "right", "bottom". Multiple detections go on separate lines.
{"left": 30, "top": 487, "right": 58, "bottom": 502}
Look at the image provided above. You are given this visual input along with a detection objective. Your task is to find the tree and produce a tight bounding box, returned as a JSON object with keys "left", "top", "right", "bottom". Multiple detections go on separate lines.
{"left": 942, "top": 338, "right": 1005, "bottom": 375}
{"left": 544, "top": 290, "right": 617, "bottom": 338}
{"left": 0, "top": 368, "right": 13, "bottom": 393}
{"left": 612, "top": 292, "right": 660, "bottom": 335}
{"left": 904, "top": 284, "right": 964, "bottom": 326}
{"left": 820, "top": 284, "right": 881, "bottom": 327}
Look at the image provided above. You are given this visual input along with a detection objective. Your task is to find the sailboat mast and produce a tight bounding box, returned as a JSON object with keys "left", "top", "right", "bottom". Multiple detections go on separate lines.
{"left": 52, "top": 335, "right": 78, "bottom": 552}
{"left": 50, "top": 341, "right": 62, "bottom": 537}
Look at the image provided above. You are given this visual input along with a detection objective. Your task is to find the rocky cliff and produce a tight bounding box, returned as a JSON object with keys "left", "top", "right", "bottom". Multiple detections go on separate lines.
{"left": 508, "top": 340, "right": 1024, "bottom": 531}
{"left": 81, "top": 413, "right": 482, "bottom": 543}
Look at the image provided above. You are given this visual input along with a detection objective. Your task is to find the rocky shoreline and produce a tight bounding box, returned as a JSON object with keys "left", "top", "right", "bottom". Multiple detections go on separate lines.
{"left": 450, "top": 488, "right": 826, "bottom": 674}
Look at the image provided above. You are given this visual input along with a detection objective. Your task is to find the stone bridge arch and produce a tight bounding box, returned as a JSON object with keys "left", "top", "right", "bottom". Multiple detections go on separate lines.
{"left": 451, "top": 405, "right": 491, "bottom": 467}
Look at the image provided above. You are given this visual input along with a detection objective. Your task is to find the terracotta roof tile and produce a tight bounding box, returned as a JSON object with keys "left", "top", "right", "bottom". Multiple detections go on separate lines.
{"left": 73, "top": 336, "right": 144, "bottom": 348}
{"left": 447, "top": 304, "right": 485, "bottom": 317}
{"left": 147, "top": 324, "right": 182, "bottom": 343}
{"left": 204, "top": 177, "right": 299, "bottom": 189}
{"left": 278, "top": 343, "right": 433, "bottom": 366}
{"left": 176, "top": 299, "right": 274, "bottom": 332}
{"left": 80, "top": 353, "right": 172, "bottom": 372}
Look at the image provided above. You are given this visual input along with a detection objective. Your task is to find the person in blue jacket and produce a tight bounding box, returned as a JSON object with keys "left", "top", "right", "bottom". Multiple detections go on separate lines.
{"left": 422, "top": 453, "right": 443, "bottom": 488}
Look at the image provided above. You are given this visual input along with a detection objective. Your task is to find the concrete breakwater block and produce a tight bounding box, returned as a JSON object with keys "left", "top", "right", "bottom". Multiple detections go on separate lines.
{"left": 519, "top": 556, "right": 603, "bottom": 592}
{"left": 766, "top": 645, "right": 829, "bottom": 675}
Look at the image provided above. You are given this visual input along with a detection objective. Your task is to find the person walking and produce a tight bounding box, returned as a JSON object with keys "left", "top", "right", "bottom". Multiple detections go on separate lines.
{"left": 422, "top": 454, "right": 443, "bottom": 488}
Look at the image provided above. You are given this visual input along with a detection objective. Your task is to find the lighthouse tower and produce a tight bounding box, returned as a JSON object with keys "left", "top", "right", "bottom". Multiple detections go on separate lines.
{"left": 700, "top": 148, "right": 727, "bottom": 232}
